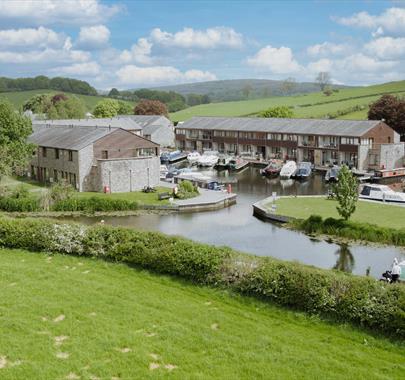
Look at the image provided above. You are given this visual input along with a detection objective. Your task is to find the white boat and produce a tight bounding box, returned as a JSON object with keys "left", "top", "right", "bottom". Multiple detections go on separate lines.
{"left": 280, "top": 161, "right": 297, "bottom": 179}
{"left": 215, "top": 154, "right": 232, "bottom": 169}
{"left": 197, "top": 151, "right": 219, "bottom": 167}
{"left": 160, "top": 165, "right": 169, "bottom": 179}
{"left": 294, "top": 162, "right": 312, "bottom": 180}
{"left": 325, "top": 165, "right": 340, "bottom": 182}
{"left": 359, "top": 184, "right": 405, "bottom": 204}
{"left": 187, "top": 151, "right": 201, "bottom": 165}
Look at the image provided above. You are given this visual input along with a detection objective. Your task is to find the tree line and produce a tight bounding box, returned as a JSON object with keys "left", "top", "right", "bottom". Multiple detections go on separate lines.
{"left": 108, "top": 87, "right": 210, "bottom": 112}
{"left": 0, "top": 76, "right": 97, "bottom": 96}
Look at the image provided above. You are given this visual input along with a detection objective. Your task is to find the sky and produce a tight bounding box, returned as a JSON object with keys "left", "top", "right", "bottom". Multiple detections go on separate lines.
{"left": 0, "top": 0, "right": 405, "bottom": 90}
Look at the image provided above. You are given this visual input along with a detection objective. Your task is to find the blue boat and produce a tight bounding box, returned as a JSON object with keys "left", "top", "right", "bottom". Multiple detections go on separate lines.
{"left": 160, "top": 150, "right": 188, "bottom": 164}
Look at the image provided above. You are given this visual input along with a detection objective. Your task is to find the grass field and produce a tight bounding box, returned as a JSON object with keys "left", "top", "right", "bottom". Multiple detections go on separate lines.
{"left": 0, "top": 177, "right": 172, "bottom": 206}
{"left": 0, "top": 248, "right": 404, "bottom": 379}
{"left": 170, "top": 80, "right": 405, "bottom": 121}
{"left": 271, "top": 197, "right": 405, "bottom": 229}
{"left": 0, "top": 89, "right": 135, "bottom": 112}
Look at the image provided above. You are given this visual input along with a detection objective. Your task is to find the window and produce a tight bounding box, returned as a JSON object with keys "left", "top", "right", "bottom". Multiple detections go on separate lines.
{"left": 341, "top": 137, "right": 359, "bottom": 145}
{"left": 68, "top": 150, "right": 73, "bottom": 161}
{"left": 101, "top": 150, "right": 108, "bottom": 159}
{"left": 55, "top": 148, "right": 59, "bottom": 159}
{"left": 388, "top": 136, "right": 391, "bottom": 143}
{"left": 42, "top": 147, "right": 47, "bottom": 157}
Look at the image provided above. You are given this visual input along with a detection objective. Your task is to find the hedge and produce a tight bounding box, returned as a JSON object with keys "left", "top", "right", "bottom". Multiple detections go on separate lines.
{"left": 53, "top": 197, "right": 139, "bottom": 213}
{"left": 0, "top": 217, "right": 403, "bottom": 337}
{"left": 0, "top": 197, "right": 40, "bottom": 212}
{"left": 293, "top": 215, "right": 405, "bottom": 247}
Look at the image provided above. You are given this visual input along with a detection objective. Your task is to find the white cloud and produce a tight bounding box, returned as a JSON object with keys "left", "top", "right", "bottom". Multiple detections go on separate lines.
{"left": 365, "top": 36, "right": 405, "bottom": 59}
{"left": 307, "top": 42, "right": 350, "bottom": 57}
{"left": 76, "top": 25, "right": 110, "bottom": 49}
{"left": 246, "top": 45, "right": 302, "bottom": 74}
{"left": 306, "top": 58, "right": 334, "bottom": 74}
{"left": 0, "top": 26, "right": 65, "bottom": 48}
{"left": 0, "top": 0, "right": 121, "bottom": 26}
{"left": 50, "top": 61, "right": 101, "bottom": 76}
{"left": 119, "top": 38, "right": 153, "bottom": 64}
{"left": 150, "top": 27, "right": 243, "bottom": 49}
{"left": 116, "top": 65, "right": 217, "bottom": 86}
{"left": 336, "top": 7, "right": 405, "bottom": 35}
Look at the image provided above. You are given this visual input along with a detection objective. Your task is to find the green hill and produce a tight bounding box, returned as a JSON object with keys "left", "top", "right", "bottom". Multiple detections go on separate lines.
{"left": 171, "top": 80, "right": 405, "bottom": 121}
{"left": 1, "top": 247, "right": 403, "bottom": 379}
{"left": 0, "top": 89, "right": 135, "bottom": 112}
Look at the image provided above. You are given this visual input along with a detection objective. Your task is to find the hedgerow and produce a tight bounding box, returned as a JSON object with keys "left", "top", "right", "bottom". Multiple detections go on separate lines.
{"left": 0, "top": 217, "right": 403, "bottom": 337}
{"left": 52, "top": 197, "right": 139, "bottom": 213}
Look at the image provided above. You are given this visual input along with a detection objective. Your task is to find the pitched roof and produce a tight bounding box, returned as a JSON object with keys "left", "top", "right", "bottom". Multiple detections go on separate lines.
{"left": 33, "top": 117, "right": 142, "bottom": 131}
{"left": 120, "top": 115, "right": 170, "bottom": 128}
{"left": 179, "top": 116, "right": 384, "bottom": 137}
{"left": 29, "top": 125, "right": 116, "bottom": 150}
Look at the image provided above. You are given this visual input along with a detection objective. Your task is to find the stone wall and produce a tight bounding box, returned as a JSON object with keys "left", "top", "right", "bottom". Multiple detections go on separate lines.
{"left": 94, "top": 156, "right": 160, "bottom": 193}
{"left": 379, "top": 143, "right": 404, "bottom": 170}
{"left": 79, "top": 144, "right": 96, "bottom": 192}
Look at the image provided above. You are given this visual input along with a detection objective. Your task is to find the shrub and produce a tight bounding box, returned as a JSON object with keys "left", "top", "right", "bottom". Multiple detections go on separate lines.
{"left": 0, "top": 196, "right": 40, "bottom": 212}
{"left": 52, "top": 196, "right": 139, "bottom": 213}
{"left": 11, "top": 185, "right": 29, "bottom": 199}
{"left": 175, "top": 180, "right": 199, "bottom": 199}
{"left": 0, "top": 217, "right": 403, "bottom": 337}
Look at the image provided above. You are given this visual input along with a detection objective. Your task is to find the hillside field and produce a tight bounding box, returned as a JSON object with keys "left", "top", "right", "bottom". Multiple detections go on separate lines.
{"left": 0, "top": 89, "right": 135, "bottom": 112}
{"left": 171, "top": 80, "right": 405, "bottom": 121}
{"left": 1, "top": 247, "right": 404, "bottom": 379}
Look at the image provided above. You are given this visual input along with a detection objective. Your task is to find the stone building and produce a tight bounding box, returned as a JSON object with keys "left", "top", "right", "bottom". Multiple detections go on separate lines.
{"left": 28, "top": 124, "right": 160, "bottom": 193}
{"left": 175, "top": 116, "right": 403, "bottom": 171}
{"left": 120, "top": 115, "right": 175, "bottom": 147}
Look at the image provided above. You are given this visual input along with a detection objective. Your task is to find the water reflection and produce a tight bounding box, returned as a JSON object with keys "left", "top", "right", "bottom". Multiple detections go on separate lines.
{"left": 333, "top": 244, "right": 355, "bottom": 273}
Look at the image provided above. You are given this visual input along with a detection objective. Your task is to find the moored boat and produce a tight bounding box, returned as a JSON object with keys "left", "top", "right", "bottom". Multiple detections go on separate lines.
{"left": 294, "top": 162, "right": 312, "bottom": 180}
{"left": 260, "top": 159, "right": 283, "bottom": 177}
{"left": 160, "top": 150, "right": 188, "bottom": 164}
{"left": 187, "top": 151, "right": 201, "bottom": 165}
{"left": 359, "top": 184, "right": 405, "bottom": 203}
{"left": 325, "top": 165, "right": 340, "bottom": 182}
{"left": 229, "top": 157, "right": 249, "bottom": 171}
{"left": 280, "top": 160, "right": 297, "bottom": 179}
{"left": 197, "top": 151, "right": 219, "bottom": 167}
{"left": 215, "top": 154, "right": 232, "bottom": 170}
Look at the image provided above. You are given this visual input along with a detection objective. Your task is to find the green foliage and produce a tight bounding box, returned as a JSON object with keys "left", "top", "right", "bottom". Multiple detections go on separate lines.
{"left": 186, "top": 93, "right": 210, "bottom": 106}
{"left": 23, "top": 92, "right": 86, "bottom": 119}
{"left": 259, "top": 105, "right": 294, "bottom": 118}
{"left": 49, "top": 180, "right": 75, "bottom": 203}
{"left": 93, "top": 98, "right": 120, "bottom": 118}
{"left": 295, "top": 215, "right": 405, "bottom": 246}
{"left": 335, "top": 165, "right": 359, "bottom": 220}
{"left": 52, "top": 196, "right": 139, "bottom": 213}
{"left": 10, "top": 184, "right": 29, "bottom": 199}
{"left": 117, "top": 100, "right": 133, "bottom": 115}
{"left": 0, "top": 217, "right": 403, "bottom": 337}
{"left": 0, "top": 100, "right": 34, "bottom": 177}
{"left": 175, "top": 180, "right": 199, "bottom": 199}
{"left": 0, "top": 197, "right": 39, "bottom": 212}
{"left": 0, "top": 75, "right": 97, "bottom": 95}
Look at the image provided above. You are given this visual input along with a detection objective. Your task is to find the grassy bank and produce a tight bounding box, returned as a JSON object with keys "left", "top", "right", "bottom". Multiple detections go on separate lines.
{"left": 170, "top": 80, "right": 405, "bottom": 121}
{"left": 271, "top": 197, "right": 405, "bottom": 229}
{"left": 1, "top": 248, "right": 404, "bottom": 379}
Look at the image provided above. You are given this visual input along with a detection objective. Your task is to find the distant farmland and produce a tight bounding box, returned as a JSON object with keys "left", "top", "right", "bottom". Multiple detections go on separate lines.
{"left": 170, "top": 80, "right": 405, "bottom": 121}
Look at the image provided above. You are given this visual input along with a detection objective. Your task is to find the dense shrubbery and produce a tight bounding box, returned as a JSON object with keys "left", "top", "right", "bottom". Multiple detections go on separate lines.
{"left": 0, "top": 197, "right": 40, "bottom": 212}
{"left": 294, "top": 215, "right": 405, "bottom": 246}
{"left": 0, "top": 217, "right": 403, "bottom": 337}
{"left": 175, "top": 180, "right": 199, "bottom": 199}
{"left": 52, "top": 197, "right": 139, "bottom": 213}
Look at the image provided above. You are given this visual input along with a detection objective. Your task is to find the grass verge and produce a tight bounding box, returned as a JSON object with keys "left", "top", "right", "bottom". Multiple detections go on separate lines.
{"left": 0, "top": 248, "right": 404, "bottom": 379}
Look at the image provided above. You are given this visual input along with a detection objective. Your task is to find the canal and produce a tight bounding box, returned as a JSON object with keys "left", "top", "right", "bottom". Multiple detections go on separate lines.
{"left": 68, "top": 165, "right": 405, "bottom": 278}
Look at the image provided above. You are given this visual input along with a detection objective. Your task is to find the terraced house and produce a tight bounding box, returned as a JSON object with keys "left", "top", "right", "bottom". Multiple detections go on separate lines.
{"left": 175, "top": 117, "right": 404, "bottom": 171}
{"left": 28, "top": 122, "right": 160, "bottom": 193}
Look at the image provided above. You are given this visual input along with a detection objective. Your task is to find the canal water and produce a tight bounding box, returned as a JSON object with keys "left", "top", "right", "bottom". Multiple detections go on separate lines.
{"left": 68, "top": 165, "right": 405, "bottom": 278}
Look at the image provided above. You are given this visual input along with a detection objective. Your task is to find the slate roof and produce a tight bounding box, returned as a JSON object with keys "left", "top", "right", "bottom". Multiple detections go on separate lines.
{"left": 32, "top": 117, "right": 142, "bottom": 131}
{"left": 179, "top": 117, "right": 384, "bottom": 137}
{"left": 120, "top": 115, "right": 170, "bottom": 128}
{"left": 29, "top": 125, "right": 115, "bottom": 150}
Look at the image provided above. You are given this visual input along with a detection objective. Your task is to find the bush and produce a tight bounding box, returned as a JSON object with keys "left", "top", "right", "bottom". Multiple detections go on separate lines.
{"left": 0, "top": 217, "right": 403, "bottom": 337}
{"left": 52, "top": 196, "right": 139, "bottom": 213}
{"left": 0, "top": 197, "right": 40, "bottom": 212}
{"left": 295, "top": 215, "right": 405, "bottom": 246}
{"left": 175, "top": 180, "right": 199, "bottom": 199}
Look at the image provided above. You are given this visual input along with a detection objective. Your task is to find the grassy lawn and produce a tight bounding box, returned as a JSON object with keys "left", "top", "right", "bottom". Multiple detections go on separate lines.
{"left": 271, "top": 197, "right": 405, "bottom": 229}
{"left": 170, "top": 80, "right": 405, "bottom": 121}
{"left": 0, "top": 248, "right": 403, "bottom": 379}
{"left": 76, "top": 187, "right": 173, "bottom": 205}
{"left": 0, "top": 176, "right": 173, "bottom": 206}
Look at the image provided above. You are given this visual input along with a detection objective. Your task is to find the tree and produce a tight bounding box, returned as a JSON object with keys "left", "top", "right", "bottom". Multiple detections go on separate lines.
{"left": 108, "top": 88, "right": 120, "bottom": 97}
{"left": 323, "top": 86, "right": 333, "bottom": 96}
{"left": 93, "top": 99, "right": 120, "bottom": 118}
{"left": 134, "top": 99, "right": 169, "bottom": 117}
{"left": 117, "top": 101, "right": 133, "bottom": 115}
{"left": 281, "top": 77, "right": 297, "bottom": 95}
{"left": 334, "top": 165, "right": 358, "bottom": 220}
{"left": 368, "top": 94, "right": 405, "bottom": 140}
{"left": 242, "top": 84, "right": 253, "bottom": 99}
{"left": 316, "top": 72, "right": 331, "bottom": 91}
{"left": 259, "top": 106, "right": 294, "bottom": 118}
{"left": 0, "top": 100, "right": 34, "bottom": 177}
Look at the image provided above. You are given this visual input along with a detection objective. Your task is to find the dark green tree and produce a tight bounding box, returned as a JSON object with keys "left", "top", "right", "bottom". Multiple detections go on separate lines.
{"left": 334, "top": 165, "right": 358, "bottom": 220}
{"left": 259, "top": 106, "right": 294, "bottom": 118}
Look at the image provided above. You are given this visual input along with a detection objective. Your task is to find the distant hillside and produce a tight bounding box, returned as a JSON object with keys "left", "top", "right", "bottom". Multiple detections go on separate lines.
{"left": 170, "top": 80, "right": 405, "bottom": 121}
{"left": 151, "top": 79, "right": 350, "bottom": 102}
{"left": 0, "top": 89, "right": 134, "bottom": 112}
